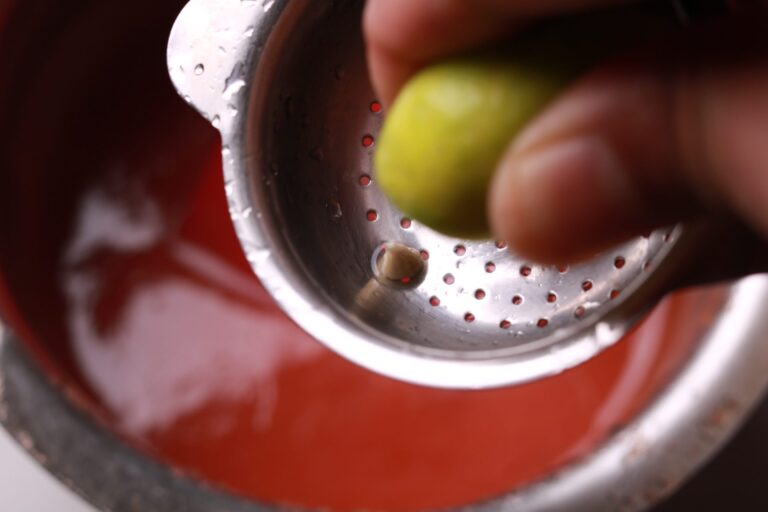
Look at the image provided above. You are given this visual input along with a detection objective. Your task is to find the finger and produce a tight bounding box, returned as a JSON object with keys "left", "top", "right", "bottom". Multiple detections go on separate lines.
{"left": 363, "top": 0, "right": 632, "bottom": 104}
{"left": 488, "top": 16, "right": 768, "bottom": 263}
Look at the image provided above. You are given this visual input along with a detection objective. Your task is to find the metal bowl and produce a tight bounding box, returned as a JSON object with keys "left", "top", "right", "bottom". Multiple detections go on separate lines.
{"left": 1, "top": 1, "right": 768, "bottom": 511}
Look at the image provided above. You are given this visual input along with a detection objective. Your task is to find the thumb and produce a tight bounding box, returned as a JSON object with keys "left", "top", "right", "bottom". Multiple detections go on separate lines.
{"left": 489, "top": 15, "right": 768, "bottom": 263}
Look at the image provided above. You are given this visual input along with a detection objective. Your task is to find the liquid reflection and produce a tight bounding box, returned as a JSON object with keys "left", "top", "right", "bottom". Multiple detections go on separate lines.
{"left": 64, "top": 189, "right": 324, "bottom": 432}
{"left": 57, "top": 141, "right": 725, "bottom": 511}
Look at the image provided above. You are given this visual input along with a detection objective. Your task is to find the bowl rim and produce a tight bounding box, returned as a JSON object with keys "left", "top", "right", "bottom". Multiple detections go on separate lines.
{"left": 3, "top": 276, "right": 768, "bottom": 511}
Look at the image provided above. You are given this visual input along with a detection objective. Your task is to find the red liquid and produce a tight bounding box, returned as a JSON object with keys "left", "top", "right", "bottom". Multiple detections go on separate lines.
{"left": 0, "top": 1, "right": 727, "bottom": 511}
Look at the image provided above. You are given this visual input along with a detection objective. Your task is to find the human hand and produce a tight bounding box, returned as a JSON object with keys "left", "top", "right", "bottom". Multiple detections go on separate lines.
{"left": 364, "top": 0, "right": 768, "bottom": 263}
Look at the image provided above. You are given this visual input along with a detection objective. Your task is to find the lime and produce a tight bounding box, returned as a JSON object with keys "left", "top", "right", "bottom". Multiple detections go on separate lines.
{"left": 375, "top": 54, "right": 567, "bottom": 238}
{"left": 374, "top": 11, "right": 663, "bottom": 238}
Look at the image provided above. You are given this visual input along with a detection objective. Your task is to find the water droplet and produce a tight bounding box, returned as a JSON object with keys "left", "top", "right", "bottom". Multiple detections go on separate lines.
{"left": 223, "top": 62, "right": 246, "bottom": 99}
{"left": 246, "top": 247, "right": 270, "bottom": 267}
{"left": 230, "top": 206, "right": 253, "bottom": 221}
{"left": 223, "top": 80, "right": 245, "bottom": 100}
{"left": 327, "top": 198, "right": 342, "bottom": 219}
{"left": 224, "top": 179, "right": 236, "bottom": 197}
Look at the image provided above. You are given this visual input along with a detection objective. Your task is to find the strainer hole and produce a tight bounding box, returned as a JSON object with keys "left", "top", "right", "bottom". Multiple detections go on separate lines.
{"left": 358, "top": 174, "right": 372, "bottom": 186}
{"left": 582, "top": 280, "right": 594, "bottom": 292}
{"left": 664, "top": 232, "right": 673, "bottom": 243}
{"left": 512, "top": 295, "right": 523, "bottom": 306}
{"left": 575, "top": 306, "right": 586, "bottom": 319}
{"left": 558, "top": 264, "right": 569, "bottom": 274}
{"left": 495, "top": 240, "right": 508, "bottom": 250}
{"left": 610, "top": 289, "right": 621, "bottom": 300}
{"left": 366, "top": 209, "right": 379, "bottom": 222}
{"left": 362, "top": 134, "right": 375, "bottom": 148}
{"left": 547, "top": 292, "right": 557, "bottom": 303}
{"left": 400, "top": 217, "right": 412, "bottom": 229}
{"left": 443, "top": 273, "right": 455, "bottom": 285}
{"left": 420, "top": 250, "right": 430, "bottom": 261}
{"left": 643, "top": 260, "right": 652, "bottom": 271}
{"left": 614, "top": 256, "right": 626, "bottom": 269}
{"left": 429, "top": 296, "right": 441, "bottom": 307}
{"left": 464, "top": 313, "right": 476, "bottom": 323}
{"left": 485, "top": 262, "right": 496, "bottom": 273}
{"left": 327, "top": 197, "right": 343, "bottom": 219}
{"left": 500, "top": 319, "right": 512, "bottom": 330}
{"left": 370, "top": 100, "right": 382, "bottom": 113}
{"left": 475, "top": 289, "right": 486, "bottom": 300}
{"left": 537, "top": 318, "right": 550, "bottom": 328}
{"left": 454, "top": 245, "right": 466, "bottom": 256}
{"left": 520, "top": 265, "right": 532, "bottom": 277}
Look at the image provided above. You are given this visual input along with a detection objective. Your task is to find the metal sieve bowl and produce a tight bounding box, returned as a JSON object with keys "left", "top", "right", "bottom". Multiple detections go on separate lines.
{"left": 167, "top": 0, "right": 701, "bottom": 388}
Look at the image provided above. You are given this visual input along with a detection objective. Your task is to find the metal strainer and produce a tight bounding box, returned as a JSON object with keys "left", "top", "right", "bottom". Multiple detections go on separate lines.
{"left": 167, "top": 0, "right": 714, "bottom": 389}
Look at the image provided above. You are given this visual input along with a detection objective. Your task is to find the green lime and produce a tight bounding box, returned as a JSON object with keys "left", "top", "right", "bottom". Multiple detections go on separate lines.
{"left": 374, "top": 10, "right": 665, "bottom": 238}
{"left": 375, "top": 54, "right": 567, "bottom": 239}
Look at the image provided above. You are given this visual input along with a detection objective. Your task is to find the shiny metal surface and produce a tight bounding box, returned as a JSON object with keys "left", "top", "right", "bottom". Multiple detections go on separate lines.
{"left": 477, "top": 275, "right": 768, "bottom": 511}
{"left": 167, "top": 0, "right": 692, "bottom": 389}
{"left": 3, "top": 277, "right": 768, "bottom": 512}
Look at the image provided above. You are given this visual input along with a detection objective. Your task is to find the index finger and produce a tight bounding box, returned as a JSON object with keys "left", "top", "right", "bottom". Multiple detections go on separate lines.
{"left": 363, "top": 0, "right": 633, "bottom": 104}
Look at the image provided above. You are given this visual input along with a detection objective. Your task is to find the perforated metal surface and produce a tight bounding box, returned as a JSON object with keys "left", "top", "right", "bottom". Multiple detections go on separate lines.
{"left": 168, "top": 0, "right": 687, "bottom": 388}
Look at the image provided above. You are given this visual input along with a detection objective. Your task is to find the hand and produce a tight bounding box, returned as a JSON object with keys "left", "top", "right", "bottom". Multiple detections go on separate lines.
{"left": 364, "top": 0, "right": 768, "bottom": 263}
